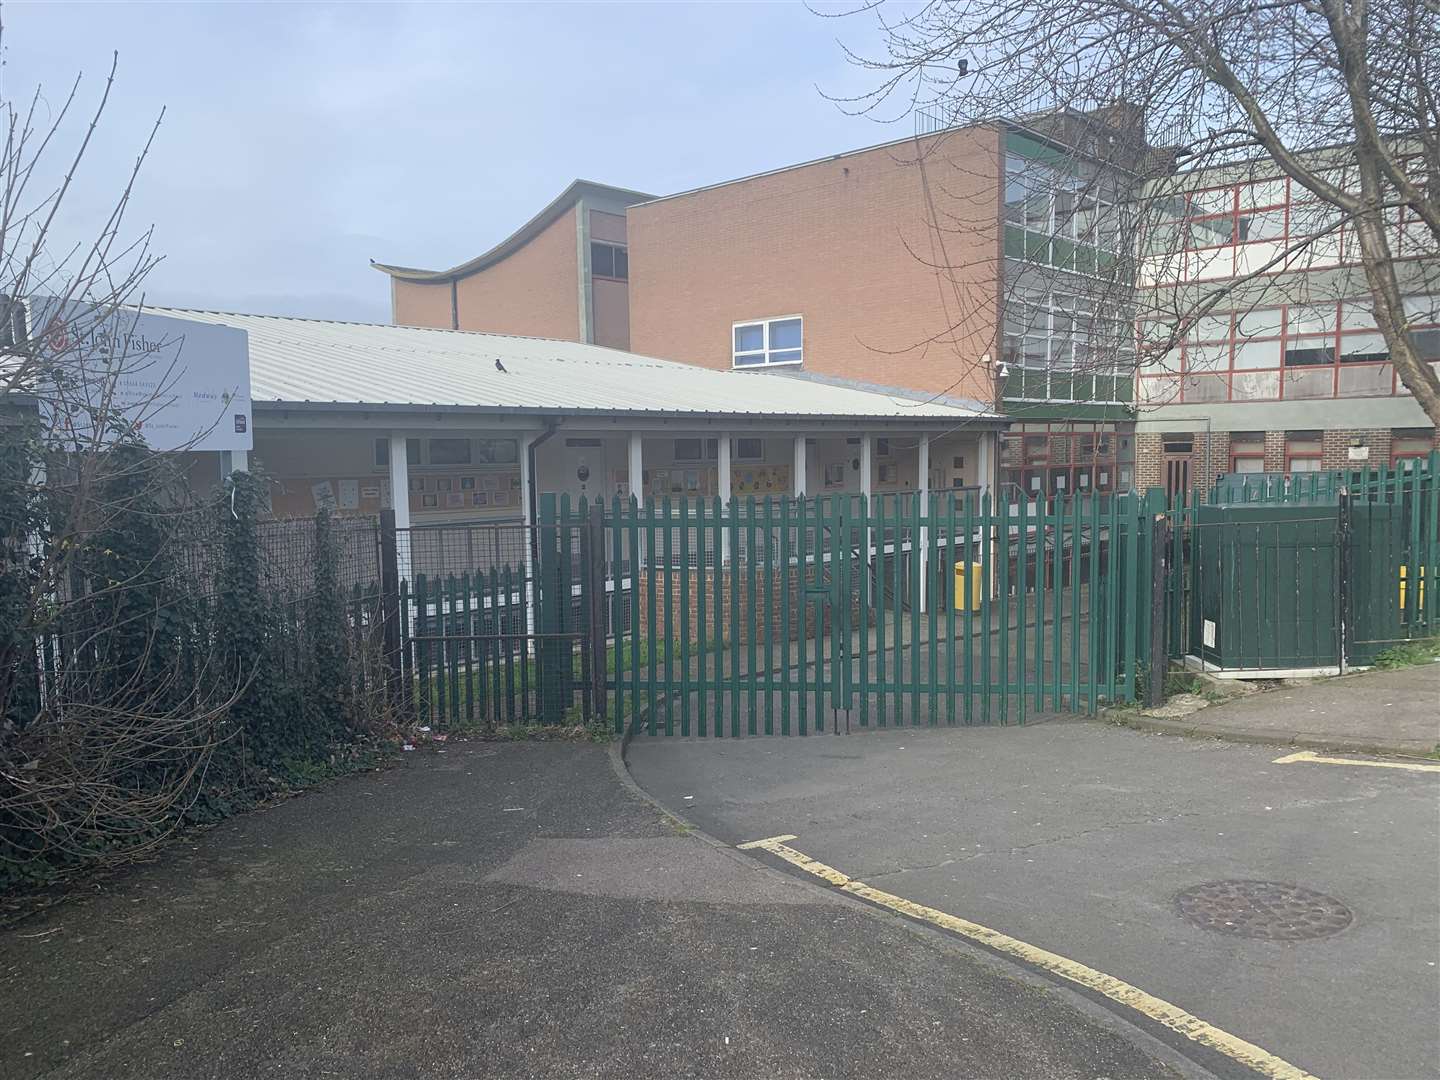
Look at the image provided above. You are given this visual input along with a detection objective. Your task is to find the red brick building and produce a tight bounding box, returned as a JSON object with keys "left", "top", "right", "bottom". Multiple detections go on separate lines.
{"left": 374, "top": 180, "right": 651, "bottom": 350}
{"left": 626, "top": 127, "right": 1002, "bottom": 402}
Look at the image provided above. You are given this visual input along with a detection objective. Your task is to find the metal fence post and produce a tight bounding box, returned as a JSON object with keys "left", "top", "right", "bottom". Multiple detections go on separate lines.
{"left": 1146, "top": 513, "right": 1170, "bottom": 709}
{"left": 378, "top": 508, "right": 406, "bottom": 717}
{"left": 1337, "top": 488, "right": 1351, "bottom": 674}
{"left": 588, "top": 500, "right": 608, "bottom": 724}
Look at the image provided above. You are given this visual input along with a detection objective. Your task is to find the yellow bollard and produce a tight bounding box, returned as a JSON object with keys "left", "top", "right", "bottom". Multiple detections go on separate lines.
{"left": 954, "top": 561, "right": 984, "bottom": 611}
{"left": 1399, "top": 564, "right": 1425, "bottom": 610}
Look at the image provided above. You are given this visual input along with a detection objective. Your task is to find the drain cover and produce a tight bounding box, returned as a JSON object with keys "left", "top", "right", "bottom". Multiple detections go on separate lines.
{"left": 1175, "top": 880, "right": 1353, "bottom": 941}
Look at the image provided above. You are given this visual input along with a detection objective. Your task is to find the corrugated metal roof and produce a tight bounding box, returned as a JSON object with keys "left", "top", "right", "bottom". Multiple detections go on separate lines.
{"left": 150, "top": 309, "right": 1003, "bottom": 424}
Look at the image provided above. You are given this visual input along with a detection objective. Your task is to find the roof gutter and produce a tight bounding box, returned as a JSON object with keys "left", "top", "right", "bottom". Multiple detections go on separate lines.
{"left": 250, "top": 399, "right": 1010, "bottom": 426}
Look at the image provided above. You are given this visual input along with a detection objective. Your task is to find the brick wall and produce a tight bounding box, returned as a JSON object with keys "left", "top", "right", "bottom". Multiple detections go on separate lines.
{"left": 1194, "top": 432, "right": 1230, "bottom": 488}
{"left": 634, "top": 561, "right": 881, "bottom": 647}
{"left": 392, "top": 279, "right": 454, "bottom": 329}
{"left": 392, "top": 207, "right": 581, "bottom": 340}
{"left": 1263, "top": 431, "right": 1287, "bottom": 472}
{"left": 627, "top": 127, "right": 1003, "bottom": 400}
{"left": 1135, "top": 426, "right": 1437, "bottom": 483}
{"left": 1134, "top": 433, "right": 1163, "bottom": 490}
{"left": 455, "top": 206, "right": 579, "bottom": 340}
{"left": 1321, "top": 428, "right": 1392, "bottom": 470}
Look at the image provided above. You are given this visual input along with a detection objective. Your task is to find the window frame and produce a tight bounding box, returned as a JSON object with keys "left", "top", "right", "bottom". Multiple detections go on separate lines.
{"left": 732, "top": 315, "right": 804, "bottom": 369}
{"left": 733, "top": 437, "right": 765, "bottom": 463}
{"left": 425, "top": 437, "right": 474, "bottom": 468}
{"left": 590, "top": 241, "right": 628, "bottom": 281}
{"left": 1139, "top": 295, "right": 1440, "bottom": 404}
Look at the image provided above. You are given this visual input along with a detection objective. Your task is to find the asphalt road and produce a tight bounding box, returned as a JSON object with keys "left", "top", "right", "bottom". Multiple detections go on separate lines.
{"left": 628, "top": 720, "right": 1440, "bottom": 1080}
{"left": 3, "top": 739, "right": 1191, "bottom": 1080}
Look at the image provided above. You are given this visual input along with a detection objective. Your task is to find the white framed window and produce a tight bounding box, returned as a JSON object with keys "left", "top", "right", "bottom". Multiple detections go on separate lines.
{"left": 733, "top": 316, "right": 803, "bottom": 368}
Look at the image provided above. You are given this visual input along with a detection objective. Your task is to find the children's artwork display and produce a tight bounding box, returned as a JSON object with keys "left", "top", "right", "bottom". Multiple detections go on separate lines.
{"left": 732, "top": 465, "right": 790, "bottom": 496}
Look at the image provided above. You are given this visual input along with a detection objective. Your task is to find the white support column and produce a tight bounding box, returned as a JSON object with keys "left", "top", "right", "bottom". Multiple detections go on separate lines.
{"left": 718, "top": 433, "right": 732, "bottom": 564}
{"left": 976, "top": 430, "right": 996, "bottom": 596}
{"left": 918, "top": 432, "right": 931, "bottom": 613}
{"left": 521, "top": 431, "right": 539, "bottom": 640}
{"left": 220, "top": 448, "right": 249, "bottom": 478}
{"left": 388, "top": 434, "right": 411, "bottom": 531}
{"left": 792, "top": 434, "right": 807, "bottom": 497}
{"left": 977, "top": 431, "right": 996, "bottom": 499}
{"left": 859, "top": 434, "right": 873, "bottom": 500}
{"left": 628, "top": 431, "right": 644, "bottom": 509}
{"left": 388, "top": 433, "right": 412, "bottom": 586}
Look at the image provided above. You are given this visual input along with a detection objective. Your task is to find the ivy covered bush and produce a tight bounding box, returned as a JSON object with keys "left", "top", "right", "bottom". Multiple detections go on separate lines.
{"left": 0, "top": 436, "right": 393, "bottom": 891}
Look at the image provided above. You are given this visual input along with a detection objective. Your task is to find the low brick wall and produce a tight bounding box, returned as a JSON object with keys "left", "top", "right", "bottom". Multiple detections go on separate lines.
{"left": 633, "top": 563, "right": 873, "bottom": 646}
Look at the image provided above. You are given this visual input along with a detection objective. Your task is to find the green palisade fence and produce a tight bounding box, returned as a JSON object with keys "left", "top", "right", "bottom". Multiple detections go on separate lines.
{"left": 589, "top": 489, "right": 1149, "bottom": 737}
{"left": 1159, "top": 450, "right": 1438, "bottom": 673}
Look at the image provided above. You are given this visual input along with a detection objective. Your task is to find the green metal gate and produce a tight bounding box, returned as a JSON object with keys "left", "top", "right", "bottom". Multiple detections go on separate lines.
{"left": 589, "top": 488, "right": 1151, "bottom": 737}
{"left": 1163, "top": 451, "right": 1439, "bottom": 673}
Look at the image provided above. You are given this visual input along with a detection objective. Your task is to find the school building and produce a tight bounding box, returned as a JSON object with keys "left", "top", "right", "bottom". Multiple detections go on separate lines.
{"left": 374, "top": 109, "right": 1148, "bottom": 499}
{"left": 373, "top": 111, "right": 1437, "bottom": 498}
{"left": 157, "top": 309, "right": 1004, "bottom": 534}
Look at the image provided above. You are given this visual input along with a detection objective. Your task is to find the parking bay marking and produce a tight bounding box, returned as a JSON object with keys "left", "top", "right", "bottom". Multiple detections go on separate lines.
{"left": 739, "top": 834, "right": 1319, "bottom": 1080}
{"left": 1273, "top": 750, "right": 1440, "bottom": 773}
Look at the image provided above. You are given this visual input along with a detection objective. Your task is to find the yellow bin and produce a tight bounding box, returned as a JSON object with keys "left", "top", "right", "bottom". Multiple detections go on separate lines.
{"left": 954, "top": 561, "right": 984, "bottom": 612}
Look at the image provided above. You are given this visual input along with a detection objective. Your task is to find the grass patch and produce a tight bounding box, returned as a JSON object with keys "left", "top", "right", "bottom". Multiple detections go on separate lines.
{"left": 1370, "top": 638, "right": 1440, "bottom": 670}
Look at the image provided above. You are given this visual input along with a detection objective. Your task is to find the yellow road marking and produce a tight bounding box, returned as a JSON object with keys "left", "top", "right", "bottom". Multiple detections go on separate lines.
{"left": 739, "top": 835, "right": 1319, "bottom": 1080}
{"left": 736, "top": 833, "right": 797, "bottom": 849}
{"left": 1273, "top": 750, "right": 1440, "bottom": 773}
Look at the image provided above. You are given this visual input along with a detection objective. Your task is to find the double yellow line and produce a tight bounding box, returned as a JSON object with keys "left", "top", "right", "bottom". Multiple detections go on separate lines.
{"left": 738, "top": 834, "right": 1319, "bottom": 1080}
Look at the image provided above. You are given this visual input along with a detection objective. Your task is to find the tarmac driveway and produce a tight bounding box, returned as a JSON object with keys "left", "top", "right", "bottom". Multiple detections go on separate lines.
{"left": 2, "top": 739, "right": 1189, "bottom": 1080}
{"left": 628, "top": 720, "right": 1440, "bottom": 1080}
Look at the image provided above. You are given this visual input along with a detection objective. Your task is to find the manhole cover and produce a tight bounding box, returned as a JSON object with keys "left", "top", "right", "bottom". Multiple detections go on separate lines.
{"left": 1174, "top": 880, "right": 1353, "bottom": 941}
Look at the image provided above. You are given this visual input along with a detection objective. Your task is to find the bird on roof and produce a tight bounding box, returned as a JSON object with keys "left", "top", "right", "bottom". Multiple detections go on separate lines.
{"left": 494, "top": 358, "right": 508, "bottom": 373}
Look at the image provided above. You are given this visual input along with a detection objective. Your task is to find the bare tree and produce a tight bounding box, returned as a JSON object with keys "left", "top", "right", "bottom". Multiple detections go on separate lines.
{"left": 831, "top": 0, "right": 1440, "bottom": 427}
{"left": 0, "top": 24, "right": 244, "bottom": 879}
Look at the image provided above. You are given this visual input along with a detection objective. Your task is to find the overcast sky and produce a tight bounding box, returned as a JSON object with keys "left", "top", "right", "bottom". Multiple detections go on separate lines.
{"left": 8, "top": 2, "right": 908, "bottom": 324}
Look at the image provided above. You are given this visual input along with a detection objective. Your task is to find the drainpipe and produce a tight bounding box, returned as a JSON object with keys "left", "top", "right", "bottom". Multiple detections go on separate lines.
{"left": 526, "top": 418, "right": 562, "bottom": 534}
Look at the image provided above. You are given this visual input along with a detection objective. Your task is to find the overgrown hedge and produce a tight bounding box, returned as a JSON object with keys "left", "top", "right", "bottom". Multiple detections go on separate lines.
{"left": 0, "top": 440, "right": 391, "bottom": 891}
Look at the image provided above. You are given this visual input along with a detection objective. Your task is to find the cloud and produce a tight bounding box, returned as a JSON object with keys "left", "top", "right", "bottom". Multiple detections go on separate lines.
{"left": 6, "top": 2, "right": 894, "bottom": 323}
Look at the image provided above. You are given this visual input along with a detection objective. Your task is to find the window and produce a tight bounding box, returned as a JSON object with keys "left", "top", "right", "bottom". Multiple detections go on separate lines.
{"left": 591, "top": 242, "right": 628, "bottom": 280}
{"left": 1338, "top": 333, "right": 1389, "bottom": 364}
{"left": 374, "top": 438, "right": 389, "bottom": 468}
{"left": 732, "top": 317, "right": 802, "bottom": 367}
{"left": 1284, "top": 340, "right": 1336, "bottom": 367}
{"left": 1393, "top": 430, "right": 1434, "bottom": 468}
{"left": 1230, "top": 432, "right": 1264, "bottom": 474}
{"left": 428, "top": 438, "right": 472, "bottom": 466}
{"left": 672, "top": 438, "right": 719, "bottom": 463}
{"left": 1285, "top": 433, "right": 1323, "bottom": 474}
{"left": 734, "top": 437, "right": 764, "bottom": 462}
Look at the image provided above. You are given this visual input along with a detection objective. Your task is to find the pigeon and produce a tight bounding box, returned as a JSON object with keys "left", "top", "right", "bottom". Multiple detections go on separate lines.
{"left": 494, "top": 358, "right": 508, "bottom": 373}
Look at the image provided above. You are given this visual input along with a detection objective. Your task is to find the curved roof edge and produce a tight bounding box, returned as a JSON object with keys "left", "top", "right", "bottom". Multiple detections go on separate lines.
{"left": 371, "top": 179, "right": 654, "bottom": 283}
